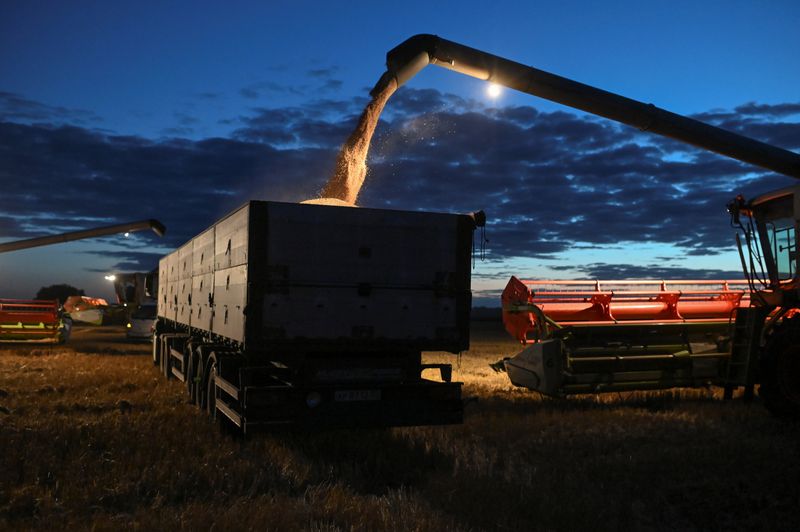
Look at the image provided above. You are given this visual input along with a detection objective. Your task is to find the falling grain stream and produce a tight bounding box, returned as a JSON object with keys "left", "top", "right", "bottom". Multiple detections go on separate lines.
{"left": 308, "top": 73, "right": 397, "bottom": 206}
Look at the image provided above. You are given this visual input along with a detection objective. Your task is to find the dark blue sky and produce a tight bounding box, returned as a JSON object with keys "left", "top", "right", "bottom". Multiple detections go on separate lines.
{"left": 1, "top": 1, "right": 799, "bottom": 304}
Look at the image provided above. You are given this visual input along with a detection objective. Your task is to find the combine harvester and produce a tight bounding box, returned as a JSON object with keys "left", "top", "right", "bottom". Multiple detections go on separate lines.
{"left": 0, "top": 299, "right": 69, "bottom": 343}
{"left": 377, "top": 35, "right": 800, "bottom": 416}
{"left": 500, "top": 278, "right": 751, "bottom": 397}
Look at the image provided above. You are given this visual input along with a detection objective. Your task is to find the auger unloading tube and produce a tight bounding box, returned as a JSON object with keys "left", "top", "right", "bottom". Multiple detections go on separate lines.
{"left": 383, "top": 34, "right": 800, "bottom": 178}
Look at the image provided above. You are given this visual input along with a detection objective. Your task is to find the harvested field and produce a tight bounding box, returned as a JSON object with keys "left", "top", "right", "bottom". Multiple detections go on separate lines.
{"left": 1, "top": 323, "right": 799, "bottom": 531}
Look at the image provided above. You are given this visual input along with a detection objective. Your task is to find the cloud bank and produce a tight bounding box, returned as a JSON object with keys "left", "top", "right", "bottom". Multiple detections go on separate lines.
{"left": 1, "top": 88, "right": 798, "bottom": 279}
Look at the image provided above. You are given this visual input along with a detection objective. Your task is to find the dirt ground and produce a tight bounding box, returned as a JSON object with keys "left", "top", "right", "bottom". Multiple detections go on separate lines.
{"left": 1, "top": 323, "right": 799, "bottom": 531}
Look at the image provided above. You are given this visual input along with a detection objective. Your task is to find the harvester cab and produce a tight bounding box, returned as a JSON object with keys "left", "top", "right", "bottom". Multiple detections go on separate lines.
{"left": 730, "top": 185, "right": 800, "bottom": 300}
{"left": 728, "top": 186, "right": 800, "bottom": 417}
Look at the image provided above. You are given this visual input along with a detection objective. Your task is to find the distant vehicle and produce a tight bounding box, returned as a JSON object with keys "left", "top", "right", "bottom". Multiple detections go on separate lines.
{"left": 127, "top": 304, "right": 157, "bottom": 339}
{"left": 64, "top": 295, "right": 108, "bottom": 325}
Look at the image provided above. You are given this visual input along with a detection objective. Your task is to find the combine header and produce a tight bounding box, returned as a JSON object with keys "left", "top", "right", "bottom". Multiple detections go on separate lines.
{"left": 0, "top": 299, "right": 70, "bottom": 343}
{"left": 503, "top": 278, "right": 749, "bottom": 342}
{"left": 499, "top": 278, "right": 751, "bottom": 396}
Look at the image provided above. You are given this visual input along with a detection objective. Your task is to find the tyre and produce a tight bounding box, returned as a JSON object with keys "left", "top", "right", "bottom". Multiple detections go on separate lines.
{"left": 152, "top": 334, "right": 161, "bottom": 366}
{"left": 194, "top": 346, "right": 213, "bottom": 409}
{"left": 161, "top": 338, "right": 172, "bottom": 379}
{"left": 759, "top": 316, "right": 800, "bottom": 419}
{"left": 186, "top": 350, "right": 197, "bottom": 404}
{"left": 194, "top": 362, "right": 206, "bottom": 409}
{"left": 206, "top": 362, "right": 217, "bottom": 420}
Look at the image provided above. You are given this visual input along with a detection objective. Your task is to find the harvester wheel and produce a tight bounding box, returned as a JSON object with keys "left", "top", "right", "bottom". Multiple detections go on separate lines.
{"left": 759, "top": 316, "right": 800, "bottom": 419}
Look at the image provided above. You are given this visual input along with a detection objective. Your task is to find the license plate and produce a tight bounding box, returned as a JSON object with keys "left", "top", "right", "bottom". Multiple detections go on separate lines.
{"left": 334, "top": 389, "right": 381, "bottom": 402}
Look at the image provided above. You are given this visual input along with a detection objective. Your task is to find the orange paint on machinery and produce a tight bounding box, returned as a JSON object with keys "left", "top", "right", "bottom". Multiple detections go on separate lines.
{"left": 502, "top": 276, "right": 750, "bottom": 344}
{"left": 0, "top": 299, "right": 66, "bottom": 343}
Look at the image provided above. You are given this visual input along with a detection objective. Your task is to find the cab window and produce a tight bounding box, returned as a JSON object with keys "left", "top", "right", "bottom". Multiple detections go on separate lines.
{"left": 766, "top": 217, "right": 797, "bottom": 281}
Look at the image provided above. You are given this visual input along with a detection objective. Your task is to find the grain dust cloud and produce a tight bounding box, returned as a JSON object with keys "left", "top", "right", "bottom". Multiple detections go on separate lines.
{"left": 310, "top": 72, "right": 398, "bottom": 206}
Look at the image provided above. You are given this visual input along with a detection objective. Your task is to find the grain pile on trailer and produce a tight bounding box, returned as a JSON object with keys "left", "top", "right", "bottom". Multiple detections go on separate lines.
{"left": 153, "top": 200, "right": 483, "bottom": 432}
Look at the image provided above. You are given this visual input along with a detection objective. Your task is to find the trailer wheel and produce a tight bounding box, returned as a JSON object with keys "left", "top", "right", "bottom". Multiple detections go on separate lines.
{"left": 184, "top": 339, "right": 202, "bottom": 400}
{"left": 195, "top": 362, "right": 206, "bottom": 409}
{"left": 760, "top": 317, "right": 800, "bottom": 419}
{"left": 152, "top": 333, "right": 161, "bottom": 366}
{"left": 206, "top": 361, "right": 218, "bottom": 420}
{"left": 161, "top": 338, "right": 172, "bottom": 379}
{"left": 186, "top": 350, "right": 197, "bottom": 404}
{"left": 195, "top": 345, "right": 214, "bottom": 409}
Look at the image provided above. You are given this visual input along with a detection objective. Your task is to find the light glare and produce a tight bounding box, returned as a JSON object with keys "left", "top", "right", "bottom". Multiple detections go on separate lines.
{"left": 487, "top": 83, "right": 502, "bottom": 98}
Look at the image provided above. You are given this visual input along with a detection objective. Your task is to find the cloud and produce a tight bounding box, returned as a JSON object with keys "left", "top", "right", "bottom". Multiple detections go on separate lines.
{"left": 386, "top": 89, "right": 475, "bottom": 118}
{"left": 2, "top": 89, "right": 798, "bottom": 277}
{"left": 307, "top": 67, "right": 340, "bottom": 79}
{"left": 0, "top": 91, "right": 103, "bottom": 125}
{"left": 733, "top": 102, "right": 800, "bottom": 119}
{"left": 238, "top": 81, "right": 305, "bottom": 100}
{"left": 306, "top": 68, "right": 344, "bottom": 92}
{"left": 240, "top": 87, "right": 260, "bottom": 99}
{"left": 551, "top": 262, "right": 744, "bottom": 280}
{"left": 81, "top": 250, "right": 166, "bottom": 273}
{"left": 0, "top": 121, "right": 334, "bottom": 258}
{"left": 319, "top": 79, "right": 343, "bottom": 92}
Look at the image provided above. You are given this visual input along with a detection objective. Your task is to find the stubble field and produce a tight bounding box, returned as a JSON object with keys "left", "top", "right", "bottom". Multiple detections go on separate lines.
{"left": 1, "top": 322, "right": 799, "bottom": 531}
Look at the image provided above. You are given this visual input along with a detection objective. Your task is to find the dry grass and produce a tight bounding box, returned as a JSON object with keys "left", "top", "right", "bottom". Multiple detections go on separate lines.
{"left": 1, "top": 323, "right": 799, "bottom": 531}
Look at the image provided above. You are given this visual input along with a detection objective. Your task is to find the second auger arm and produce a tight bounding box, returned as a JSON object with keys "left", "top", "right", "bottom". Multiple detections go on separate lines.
{"left": 0, "top": 219, "right": 166, "bottom": 254}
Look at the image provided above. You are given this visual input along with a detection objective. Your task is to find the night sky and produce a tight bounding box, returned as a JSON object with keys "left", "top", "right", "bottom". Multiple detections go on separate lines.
{"left": 2, "top": 1, "right": 799, "bottom": 306}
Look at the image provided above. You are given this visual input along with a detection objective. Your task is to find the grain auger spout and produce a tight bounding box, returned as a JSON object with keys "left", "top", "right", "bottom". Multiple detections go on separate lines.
{"left": 378, "top": 34, "right": 800, "bottom": 178}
